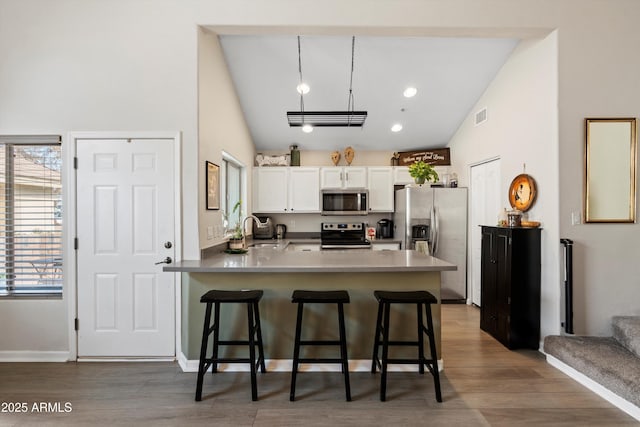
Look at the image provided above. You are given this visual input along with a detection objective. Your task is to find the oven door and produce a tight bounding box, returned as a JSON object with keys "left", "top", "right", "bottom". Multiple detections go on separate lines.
{"left": 321, "top": 190, "right": 368, "bottom": 215}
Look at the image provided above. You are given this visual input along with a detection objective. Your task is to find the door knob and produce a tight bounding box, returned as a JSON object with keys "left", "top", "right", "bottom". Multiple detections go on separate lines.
{"left": 155, "top": 256, "right": 172, "bottom": 265}
{"left": 164, "top": 241, "right": 173, "bottom": 249}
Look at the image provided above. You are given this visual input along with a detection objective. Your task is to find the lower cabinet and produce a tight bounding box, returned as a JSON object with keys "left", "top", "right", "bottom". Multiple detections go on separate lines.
{"left": 371, "top": 242, "right": 401, "bottom": 250}
{"left": 480, "top": 226, "right": 541, "bottom": 349}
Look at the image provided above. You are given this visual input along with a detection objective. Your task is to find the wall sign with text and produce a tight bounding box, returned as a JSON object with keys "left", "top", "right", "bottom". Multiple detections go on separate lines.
{"left": 396, "top": 148, "right": 451, "bottom": 166}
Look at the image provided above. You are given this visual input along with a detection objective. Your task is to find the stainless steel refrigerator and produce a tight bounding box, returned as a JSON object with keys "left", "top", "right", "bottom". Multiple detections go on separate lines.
{"left": 394, "top": 186, "right": 468, "bottom": 302}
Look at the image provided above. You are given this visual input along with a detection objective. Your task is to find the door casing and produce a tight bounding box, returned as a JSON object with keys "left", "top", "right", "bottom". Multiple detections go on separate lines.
{"left": 65, "top": 131, "right": 182, "bottom": 360}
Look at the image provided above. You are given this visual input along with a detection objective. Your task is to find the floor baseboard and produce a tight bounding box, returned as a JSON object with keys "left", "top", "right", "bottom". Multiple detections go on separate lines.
{"left": 0, "top": 351, "right": 70, "bottom": 362}
{"left": 546, "top": 354, "right": 640, "bottom": 422}
{"left": 177, "top": 352, "right": 443, "bottom": 373}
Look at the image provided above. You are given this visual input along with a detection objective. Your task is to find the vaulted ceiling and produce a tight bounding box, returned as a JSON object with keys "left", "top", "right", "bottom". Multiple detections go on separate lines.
{"left": 219, "top": 35, "right": 519, "bottom": 152}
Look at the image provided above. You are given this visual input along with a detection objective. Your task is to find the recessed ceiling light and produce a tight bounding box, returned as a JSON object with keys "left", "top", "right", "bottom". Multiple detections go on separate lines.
{"left": 302, "top": 124, "right": 314, "bottom": 133}
{"left": 296, "top": 82, "right": 310, "bottom": 95}
{"left": 403, "top": 87, "right": 417, "bottom": 98}
{"left": 391, "top": 123, "right": 403, "bottom": 132}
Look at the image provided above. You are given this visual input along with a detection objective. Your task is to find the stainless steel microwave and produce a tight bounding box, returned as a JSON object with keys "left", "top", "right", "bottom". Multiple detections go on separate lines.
{"left": 321, "top": 189, "right": 368, "bottom": 215}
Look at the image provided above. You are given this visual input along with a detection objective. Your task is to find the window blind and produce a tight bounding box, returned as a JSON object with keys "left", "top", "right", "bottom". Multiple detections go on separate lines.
{"left": 0, "top": 136, "right": 62, "bottom": 295}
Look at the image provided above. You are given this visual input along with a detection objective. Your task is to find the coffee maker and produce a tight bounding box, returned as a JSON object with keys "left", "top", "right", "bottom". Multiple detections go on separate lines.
{"left": 376, "top": 219, "right": 394, "bottom": 239}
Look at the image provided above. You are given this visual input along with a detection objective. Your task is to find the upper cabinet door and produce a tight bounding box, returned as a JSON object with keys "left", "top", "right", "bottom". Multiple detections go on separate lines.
{"left": 393, "top": 166, "right": 413, "bottom": 185}
{"left": 321, "top": 167, "right": 367, "bottom": 188}
{"left": 343, "top": 167, "right": 367, "bottom": 188}
{"left": 253, "top": 168, "right": 288, "bottom": 212}
{"left": 320, "top": 168, "right": 344, "bottom": 188}
{"left": 289, "top": 167, "right": 320, "bottom": 212}
{"left": 367, "top": 167, "right": 394, "bottom": 212}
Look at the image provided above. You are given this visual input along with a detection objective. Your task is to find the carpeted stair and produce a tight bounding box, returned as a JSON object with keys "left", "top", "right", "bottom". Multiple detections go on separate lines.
{"left": 544, "top": 316, "right": 640, "bottom": 411}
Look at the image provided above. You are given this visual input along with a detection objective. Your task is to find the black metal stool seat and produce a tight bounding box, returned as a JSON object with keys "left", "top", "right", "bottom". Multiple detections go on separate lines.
{"left": 290, "top": 290, "right": 351, "bottom": 402}
{"left": 371, "top": 290, "right": 442, "bottom": 402}
{"left": 195, "top": 290, "right": 266, "bottom": 402}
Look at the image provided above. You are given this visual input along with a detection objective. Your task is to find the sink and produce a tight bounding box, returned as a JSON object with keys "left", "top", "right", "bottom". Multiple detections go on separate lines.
{"left": 248, "top": 243, "right": 281, "bottom": 249}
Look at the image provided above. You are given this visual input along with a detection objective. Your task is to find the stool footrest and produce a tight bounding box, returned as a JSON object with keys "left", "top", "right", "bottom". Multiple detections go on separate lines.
{"left": 216, "top": 340, "right": 254, "bottom": 346}
{"left": 299, "top": 340, "right": 342, "bottom": 346}
{"left": 380, "top": 358, "right": 436, "bottom": 365}
{"left": 297, "top": 358, "right": 345, "bottom": 364}
{"left": 204, "top": 357, "right": 254, "bottom": 364}
{"left": 374, "top": 340, "right": 421, "bottom": 347}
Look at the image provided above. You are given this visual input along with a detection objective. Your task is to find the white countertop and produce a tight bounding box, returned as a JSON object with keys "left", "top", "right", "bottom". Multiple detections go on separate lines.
{"left": 165, "top": 242, "right": 456, "bottom": 273}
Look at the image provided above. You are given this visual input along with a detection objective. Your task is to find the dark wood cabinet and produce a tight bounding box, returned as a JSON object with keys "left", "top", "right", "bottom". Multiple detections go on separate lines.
{"left": 480, "top": 226, "right": 541, "bottom": 349}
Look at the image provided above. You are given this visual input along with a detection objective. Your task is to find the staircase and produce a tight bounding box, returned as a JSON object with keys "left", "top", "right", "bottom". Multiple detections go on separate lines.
{"left": 544, "top": 316, "right": 640, "bottom": 421}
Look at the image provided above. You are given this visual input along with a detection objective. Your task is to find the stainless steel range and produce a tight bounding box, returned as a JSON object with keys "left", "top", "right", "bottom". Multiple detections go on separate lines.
{"left": 320, "top": 222, "right": 371, "bottom": 249}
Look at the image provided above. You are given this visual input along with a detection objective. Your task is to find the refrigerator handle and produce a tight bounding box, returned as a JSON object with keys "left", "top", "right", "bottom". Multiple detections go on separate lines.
{"left": 431, "top": 206, "right": 440, "bottom": 255}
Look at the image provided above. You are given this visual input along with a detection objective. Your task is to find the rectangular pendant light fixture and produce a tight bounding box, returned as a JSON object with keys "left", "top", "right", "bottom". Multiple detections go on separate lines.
{"left": 287, "top": 111, "right": 368, "bottom": 127}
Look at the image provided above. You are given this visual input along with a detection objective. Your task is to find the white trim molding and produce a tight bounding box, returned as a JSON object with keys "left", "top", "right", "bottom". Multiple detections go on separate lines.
{"left": 547, "top": 354, "right": 640, "bottom": 422}
{"left": 0, "top": 351, "right": 70, "bottom": 362}
{"left": 65, "top": 131, "right": 183, "bottom": 361}
{"left": 178, "top": 351, "right": 444, "bottom": 373}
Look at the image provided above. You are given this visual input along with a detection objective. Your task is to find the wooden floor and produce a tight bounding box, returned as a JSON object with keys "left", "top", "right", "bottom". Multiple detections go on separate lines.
{"left": 0, "top": 305, "right": 637, "bottom": 426}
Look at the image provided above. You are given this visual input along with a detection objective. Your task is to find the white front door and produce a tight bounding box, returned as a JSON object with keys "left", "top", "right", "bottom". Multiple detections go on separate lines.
{"left": 76, "top": 138, "right": 175, "bottom": 357}
{"left": 470, "top": 158, "right": 500, "bottom": 306}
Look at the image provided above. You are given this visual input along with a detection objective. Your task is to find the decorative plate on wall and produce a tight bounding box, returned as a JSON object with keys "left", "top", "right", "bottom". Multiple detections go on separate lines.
{"left": 509, "top": 174, "right": 537, "bottom": 212}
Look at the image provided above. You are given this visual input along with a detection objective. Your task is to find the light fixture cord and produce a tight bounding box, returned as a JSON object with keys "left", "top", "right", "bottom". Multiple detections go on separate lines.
{"left": 297, "top": 36, "right": 305, "bottom": 125}
{"left": 347, "top": 36, "right": 356, "bottom": 126}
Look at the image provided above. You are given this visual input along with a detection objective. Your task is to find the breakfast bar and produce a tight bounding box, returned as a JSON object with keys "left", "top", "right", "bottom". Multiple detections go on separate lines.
{"left": 165, "top": 244, "right": 456, "bottom": 369}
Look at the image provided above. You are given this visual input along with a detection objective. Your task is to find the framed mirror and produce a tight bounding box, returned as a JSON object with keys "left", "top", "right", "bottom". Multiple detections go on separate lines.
{"left": 584, "top": 118, "right": 637, "bottom": 223}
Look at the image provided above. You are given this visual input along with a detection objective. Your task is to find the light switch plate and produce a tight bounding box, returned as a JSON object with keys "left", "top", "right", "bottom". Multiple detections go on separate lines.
{"left": 207, "top": 226, "right": 214, "bottom": 239}
{"left": 571, "top": 211, "right": 581, "bottom": 225}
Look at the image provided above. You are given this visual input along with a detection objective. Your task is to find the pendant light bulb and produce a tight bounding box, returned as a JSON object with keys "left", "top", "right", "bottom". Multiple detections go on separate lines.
{"left": 302, "top": 124, "right": 313, "bottom": 133}
{"left": 403, "top": 87, "right": 418, "bottom": 98}
{"left": 296, "top": 82, "right": 310, "bottom": 95}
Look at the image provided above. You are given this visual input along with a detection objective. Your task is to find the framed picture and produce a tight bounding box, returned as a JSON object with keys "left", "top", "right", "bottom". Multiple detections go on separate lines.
{"left": 206, "top": 161, "right": 220, "bottom": 210}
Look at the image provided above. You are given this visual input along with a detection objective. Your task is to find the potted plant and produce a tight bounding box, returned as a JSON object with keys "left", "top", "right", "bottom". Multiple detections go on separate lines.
{"left": 408, "top": 160, "right": 439, "bottom": 185}
{"left": 227, "top": 200, "right": 245, "bottom": 250}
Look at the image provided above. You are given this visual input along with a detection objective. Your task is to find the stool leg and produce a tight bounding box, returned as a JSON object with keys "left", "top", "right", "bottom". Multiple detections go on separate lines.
{"left": 253, "top": 301, "right": 267, "bottom": 373}
{"left": 417, "top": 303, "right": 425, "bottom": 374}
{"left": 380, "top": 302, "right": 391, "bottom": 402}
{"left": 247, "top": 302, "right": 258, "bottom": 401}
{"left": 211, "top": 302, "right": 221, "bottom": 374}
{"left": 425, "top": 303, "right": 442, "bottom": 403}
{"left": 290, "top": 302, "right": 304, "bottom": 401}
{"left": 195, "top": 302, "right": 213, "bottom": 401}
{"left": 337, "top": 302, "right": 351, "bottom": 402}
{"left": 371, "top": 301, "right": 383, "bottom": 373}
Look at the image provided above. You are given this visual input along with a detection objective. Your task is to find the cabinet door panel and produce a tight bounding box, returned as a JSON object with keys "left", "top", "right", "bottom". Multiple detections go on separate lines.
{"left": 289, "top": 168, "right": 320, "bottom": 212}
{"left": 254, "top": 168, "right": 288, "bottom": 212}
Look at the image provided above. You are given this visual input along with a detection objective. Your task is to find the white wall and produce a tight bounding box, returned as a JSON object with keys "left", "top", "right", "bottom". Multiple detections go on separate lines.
{"left": 448, "top": 34, "right": 560, "bottom": 339}
{"left": 1, "top": 0, "right": 640, "bottom": 356}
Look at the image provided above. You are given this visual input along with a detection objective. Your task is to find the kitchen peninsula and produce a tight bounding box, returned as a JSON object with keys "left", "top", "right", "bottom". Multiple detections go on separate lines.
{"left": 165, "top": 243, "right": 456, "bottom": 369}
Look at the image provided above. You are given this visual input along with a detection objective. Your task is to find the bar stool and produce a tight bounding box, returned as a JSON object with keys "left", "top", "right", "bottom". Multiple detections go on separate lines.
{"left": 195, "top": 289, "right": 266, "bottom": 402}
{"left": 290, "top": 290, "right": 351, "bottom": 402}
{"left": 371, "top": 290, "right": 442, "bottom": 402}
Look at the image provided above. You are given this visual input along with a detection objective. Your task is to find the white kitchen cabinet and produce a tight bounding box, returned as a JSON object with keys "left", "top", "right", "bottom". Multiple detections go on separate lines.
{"left": 367, "top": 167, "right": 394, "bottom": 212}
{"left": 320, "top": 167, "right": 367, "bottom": 189}
{"left": 288, "top": 167, "right": 320, "bottom": 212}
{"left": 393, "top": 166, "right": 413, "bottom": 185}
{"left": 253, "top": 167, "right": 320, "bottom": 213}
{"left": 372, "top": 242, "right": 401, "bottom": 251}
{"left": 253, "top": 167, "right": 289, "bottom": 212}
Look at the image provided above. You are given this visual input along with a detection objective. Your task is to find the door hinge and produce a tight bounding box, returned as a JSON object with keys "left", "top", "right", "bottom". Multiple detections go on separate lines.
{"left": 74, "top": 238, "right": 79, "bottom": 250}
{"left": 74, "top": 157, "right": 78, "bottom": 169}
{"left": 74, "top": 318, "right": 79, "bottom": 331}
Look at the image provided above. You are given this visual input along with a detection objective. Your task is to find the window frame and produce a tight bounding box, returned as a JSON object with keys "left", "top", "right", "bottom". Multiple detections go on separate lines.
{"left": 0, "top": 135, "right": 63, "bottom": 298}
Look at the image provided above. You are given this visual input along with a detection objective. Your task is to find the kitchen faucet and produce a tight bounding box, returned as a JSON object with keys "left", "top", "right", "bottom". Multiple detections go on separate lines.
{"left": 242, "top": 215, "right": 270, "bottom": 233}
